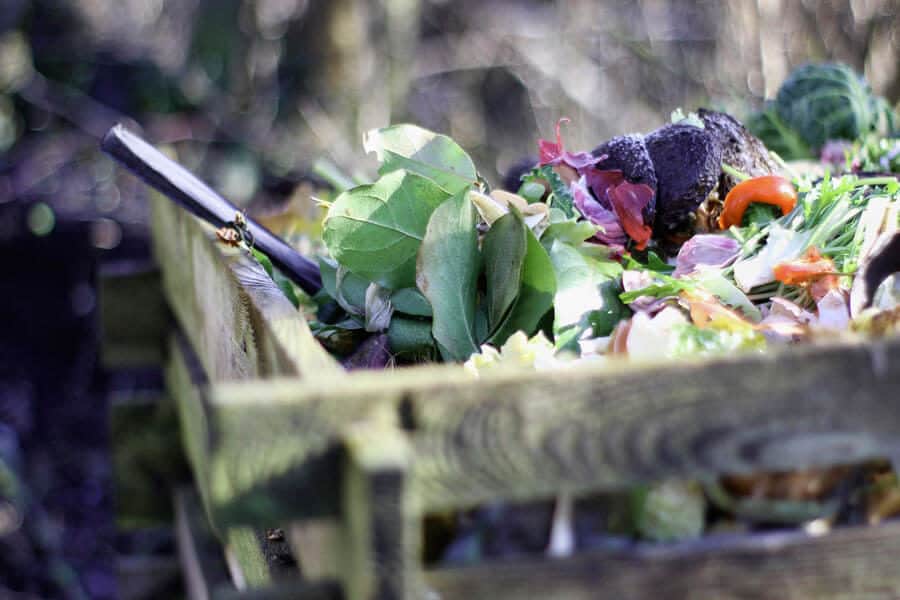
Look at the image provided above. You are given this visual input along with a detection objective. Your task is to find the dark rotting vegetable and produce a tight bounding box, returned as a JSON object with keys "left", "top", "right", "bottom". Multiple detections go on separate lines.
{"left": 592, "top": 134, "right": 658, "bottom": 223}
{"left": 698, "top": 109, "right": 777, "bottom": 198}
{"left": 645, "top": 123, "right": 723, "bottom": 235}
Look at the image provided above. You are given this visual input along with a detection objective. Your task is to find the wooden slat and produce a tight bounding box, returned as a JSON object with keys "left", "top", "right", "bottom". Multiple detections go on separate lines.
{"left": 175, "top": 487, "right": 233, "bottom": 600}
{"left": 175, "top": 487, "right": 342, "bottom": 600}
{"left": 408, "top": 336, "right": 900, "bottom": 511}
{"left": 189, "top": 334, "right": 900, "bottom": 524}
{"left": 424, "top": 520, "right": 900, "bottom": 599}
{"left": 150, "top": 192, "right": 340, "bottom": 382}
{"left": 340, "top": 424, "right": 420, "bottom": 600}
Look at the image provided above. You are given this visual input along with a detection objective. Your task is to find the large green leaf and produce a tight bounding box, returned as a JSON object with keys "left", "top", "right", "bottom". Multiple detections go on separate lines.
{"left": 548, "top": 240, "right": 621, "bottom": 332}
{"left": 323, "top": 170, "right": 451, "bottom": 289}
{"left": 390, "top": 287, "right": 432, "bottom": 317}
{"left": 417, "top": 189, "right": 480, "bottom": 361}
{"left": 482, "top": 211, "right": 527, "bottom": 329}
{"left": 489, "top": 228, "right": 556, "bottom": 345}
{"left": 364, "top": 124, "right": 478, "bottom": 194}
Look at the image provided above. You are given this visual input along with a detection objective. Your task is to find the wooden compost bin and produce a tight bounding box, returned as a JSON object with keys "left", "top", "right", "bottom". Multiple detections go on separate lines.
{"left": 145, "top": 192, "right": 900, "bottom": 600}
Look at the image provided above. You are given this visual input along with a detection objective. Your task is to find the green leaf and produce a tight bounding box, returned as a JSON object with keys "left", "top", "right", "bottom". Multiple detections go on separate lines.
{"left": 417, "top": 189, "right": 481, "bottom": 361}
{"left": 548, "top": 240, "right": 621, "bottom": 332}
{"left": 619, "top": 276, "right": 695, "bottom": 304}
{"left": 541, "top": 218, "right": 599, "bottom": 250}
{"left": 474, "top": 300, "right": 490, "bottom": 343}
{"left": 390, "top": 287, "right": 432, "bottom": 317}
{"left": 517, "top": 181, "right": 546, "bottom": 203}
{"left": 323, "top": 170, "right": 451, "bottom": 289}
{"left": 489, "top": 229, "right": 556, "bottom": 345}
{"left": 251, "top": 248, "right": 300, "bottom": 308}
{"left": 483, "top": 211, "right": 528, "bottom": 328}
{"left": 527, "top": 165, "right": 576, "bottom": 218}
{"left": 363, "top": 124, "right": 477, "bottom": 194}
{"left": 622, "top": 251, "right": 674, "bottom": 274}
{"left": 387, "top": 316, "right": 436, "bottom": 360}
{"left": 317, "top": 256, "right": 367, "bottom": 311}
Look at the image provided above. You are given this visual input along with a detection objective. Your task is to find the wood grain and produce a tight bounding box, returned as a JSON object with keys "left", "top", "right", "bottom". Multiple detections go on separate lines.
{"left": 186, "top": 334, "right": 900, "bottom": 523}
{"left": 341, "top": 424, "right": 421, "bottom": 600}
{"left": 425, "top": 519, "right": 900, "bottom": 599}
{"left": 151, "top": 192, "right": 339, "bottom": 382}
{"left": 408, "top": 337, "right": 900, "bottom": 511}
{"left": 153, "top": 183, "right": 900, "bottom": 600}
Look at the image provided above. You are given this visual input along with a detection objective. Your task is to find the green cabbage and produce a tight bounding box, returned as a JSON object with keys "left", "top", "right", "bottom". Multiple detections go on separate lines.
{"left": 749, "top": 63, "right": 897, "bottom": 158}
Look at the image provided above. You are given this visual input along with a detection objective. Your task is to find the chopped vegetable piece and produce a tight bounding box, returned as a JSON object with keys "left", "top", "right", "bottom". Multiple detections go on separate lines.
{"left": 772, "top": 247, "right": 837, "bottom": 287}
{"left": 718, "top": 175, "right": 798, "bottom": 230}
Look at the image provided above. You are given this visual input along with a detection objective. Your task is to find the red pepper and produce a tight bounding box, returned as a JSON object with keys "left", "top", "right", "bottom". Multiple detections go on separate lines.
{"left": 773, "top": 247, "right": 841, "bottom": 301}
{"left": 718, "top": 175, "right": 798, "bottom": 229}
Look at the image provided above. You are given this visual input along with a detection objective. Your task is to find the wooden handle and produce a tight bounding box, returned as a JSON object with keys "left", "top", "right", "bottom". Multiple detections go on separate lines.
{"left": 101, "top": 124, "right": 322, "bottom": 295}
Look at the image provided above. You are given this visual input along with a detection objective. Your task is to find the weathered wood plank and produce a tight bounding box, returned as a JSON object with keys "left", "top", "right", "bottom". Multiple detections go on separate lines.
{"left": 341, "top": 424, "right": 420, "bottom": 600}
{"left": 151, "top": 192, "right": 339, "bottom": 382}
{"left": 175, "top": 486, "right": 236, "bottom": 600}
{"left": 225, "top": 527, "right": 272, "bottom": 589}
{"left": 424, "top": 520, "right": 900, "bottom": 599}
{"left": 167, "top": 332, "right": 215, "bottom": 518}
{"left": 408, "top": 336, "right": 900, "bottom": 511}
{"left": 195, "top": 334, "right": 900, "bottom": 523}
{"left": 99, "top": 261, "right": 167, "bottom": 368}
{"left": 288, "top": 521, "right": 342, "bottom": 580}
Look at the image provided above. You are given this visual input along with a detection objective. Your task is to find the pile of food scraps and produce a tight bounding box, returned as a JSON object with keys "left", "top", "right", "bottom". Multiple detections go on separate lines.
{"left": 247, "top": 63, "right": 900, "bottom": 554}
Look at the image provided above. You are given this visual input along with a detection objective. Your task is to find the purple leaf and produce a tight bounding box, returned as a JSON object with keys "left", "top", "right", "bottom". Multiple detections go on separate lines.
{"left": 571, "top": 176, "right": 626, "bottom": 246}
{"left": 673, "top": 234, "right": 740, "bottom": 277}
{"left": 538, "top": 118, "right": 601, "bottom": 170}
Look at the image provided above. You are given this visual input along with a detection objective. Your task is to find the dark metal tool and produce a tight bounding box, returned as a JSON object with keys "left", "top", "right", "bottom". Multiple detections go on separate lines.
{"left": 100, "top": 124, "right": 322, "bottom": 294}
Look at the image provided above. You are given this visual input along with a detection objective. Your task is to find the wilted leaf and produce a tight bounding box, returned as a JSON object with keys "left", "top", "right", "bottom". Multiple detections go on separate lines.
{"left": 323, "top": 170, "right": 451, "bottom": 289}
{"left": 364, "top": 283, "right": 394, "bottom": 332}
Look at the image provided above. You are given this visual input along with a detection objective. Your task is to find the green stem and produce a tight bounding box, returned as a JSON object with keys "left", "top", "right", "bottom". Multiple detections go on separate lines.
{"left": 721, "top": 163, "right": 751, "bottom": 182}
{"left": 853, "top": 176, "right": 898, "bottom": 188}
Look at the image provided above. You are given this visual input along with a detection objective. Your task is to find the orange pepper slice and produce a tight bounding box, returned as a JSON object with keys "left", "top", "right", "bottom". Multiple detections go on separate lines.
{"left": 718, "top": 175, "right": 797, "bottom": 229}
{"left": 773, "top": 247, "right": 841, "bottom": 301}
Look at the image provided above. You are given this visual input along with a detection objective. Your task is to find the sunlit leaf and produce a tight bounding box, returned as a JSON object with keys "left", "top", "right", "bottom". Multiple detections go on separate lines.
{"left": 323, "top": 170, "right": 451, "bottom": 289}
{"left": 364, "top": 124, "right": 477, "bottom": 194}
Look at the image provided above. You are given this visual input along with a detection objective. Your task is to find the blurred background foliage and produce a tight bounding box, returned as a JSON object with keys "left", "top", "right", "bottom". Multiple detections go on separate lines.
{"left": 1, "top": 0, "right": 898, "bottom": 232}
